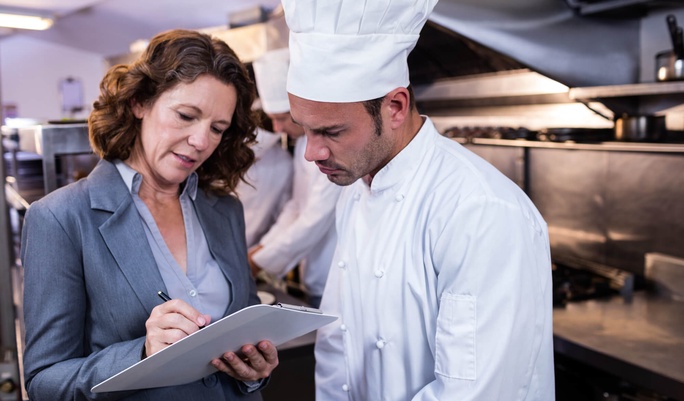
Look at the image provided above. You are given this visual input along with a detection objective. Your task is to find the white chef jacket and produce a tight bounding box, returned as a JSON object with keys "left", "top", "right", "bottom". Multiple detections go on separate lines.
{"left": 236, "top": 128, "right": 293, "bottom": 248}
{"left": 253, "top": 135, "right": 341, "bottom": 297}
{"left": 315, "top": 117, "right": 555, "bottom": 401}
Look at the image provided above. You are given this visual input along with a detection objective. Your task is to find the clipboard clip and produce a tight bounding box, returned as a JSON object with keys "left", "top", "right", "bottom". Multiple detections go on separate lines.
{"left": 276, "top": 302, "right": 323, "bottom": 314}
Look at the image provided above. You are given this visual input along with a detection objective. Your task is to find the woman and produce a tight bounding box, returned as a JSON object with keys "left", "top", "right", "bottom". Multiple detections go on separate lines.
{"left": 20, "top": 29, "right": 278, "bottom": 400}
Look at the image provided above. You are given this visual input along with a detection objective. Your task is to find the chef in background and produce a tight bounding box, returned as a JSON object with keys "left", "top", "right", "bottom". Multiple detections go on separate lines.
{"left": 280, "top": 0, "right": 556, "bottom": 399}
{"left": 248, "top": 48, "right": 341, "bottom": 308}
{"left": 236, "top": 125, "right": 293, "bottom": 248}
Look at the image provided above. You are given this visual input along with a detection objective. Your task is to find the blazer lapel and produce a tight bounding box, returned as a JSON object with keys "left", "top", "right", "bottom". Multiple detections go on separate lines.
{"left": 194, "top": 191, "right": 251, "bottom": 314}
{"left": 89, "top": 160, "right": 166, "bottom": 314}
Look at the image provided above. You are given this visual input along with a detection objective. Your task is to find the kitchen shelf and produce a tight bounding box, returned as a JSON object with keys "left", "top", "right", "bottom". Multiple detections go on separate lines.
{"left": 414, "top": 69, "right": 573, "bottom": 108}
{"left": 464, "top": 137, "right": 684, "bottom": 153}
{"left": 568, "top": 81, "right": 684, "bottom": 115}
{"left": 569, "top": 81, "right": 684, "bottom": 99}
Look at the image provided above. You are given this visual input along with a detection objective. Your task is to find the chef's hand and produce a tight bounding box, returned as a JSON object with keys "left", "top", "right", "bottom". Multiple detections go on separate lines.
{"left": 143, "top": 299, "right": 211, "bottom": 358}
{"left": 248, "top": 245, "right": 264, "bottom": 277}
{"left": 211, "top": 340, "right": 279, "bottom": 381}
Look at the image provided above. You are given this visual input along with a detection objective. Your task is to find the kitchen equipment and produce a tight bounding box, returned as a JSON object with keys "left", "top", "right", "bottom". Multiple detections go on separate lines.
{"left": 645, "top": 252, "right": 684, "bottom": 302}
{"left": 667, "top": 14, "right": 684, "bottom": 58}
{"left": 614, "top": 114, "right": 666, "bottom": 142}
{"left": 536, "top": 127, "right": 614, "bottom": 143}
{"left": 442, "top": 126, "right": 536, "bottom": 140}
{"left": 552, "top": 262, "right": 634, "bottom": 307}
{"left": 657, "top": 15, "right": 684, "bottom": 81}
{"left": 656, "top": 49, "right": 684, "bottom": 81}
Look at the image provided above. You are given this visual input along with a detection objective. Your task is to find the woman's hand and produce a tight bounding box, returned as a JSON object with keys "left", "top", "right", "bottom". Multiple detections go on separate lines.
{"left": 211, "top": 340, "right": 279, "bottom": 382}
{"left": 144, "top": 299, "right": 211, "bottom": 358}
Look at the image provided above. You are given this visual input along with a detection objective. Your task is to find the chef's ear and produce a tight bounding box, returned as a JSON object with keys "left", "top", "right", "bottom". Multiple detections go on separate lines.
{"left": 385, "top": 87, "right": 411, "bottom": 130}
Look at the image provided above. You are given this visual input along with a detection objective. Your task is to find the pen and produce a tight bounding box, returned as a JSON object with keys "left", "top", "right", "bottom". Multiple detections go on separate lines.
{"left": 157, "top": 290, "right": 172, "bottom": 303}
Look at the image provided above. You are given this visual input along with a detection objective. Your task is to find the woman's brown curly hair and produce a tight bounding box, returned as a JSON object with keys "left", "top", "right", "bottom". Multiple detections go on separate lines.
{"left": 88, "top": 29, "right": 257, "bottom": 196}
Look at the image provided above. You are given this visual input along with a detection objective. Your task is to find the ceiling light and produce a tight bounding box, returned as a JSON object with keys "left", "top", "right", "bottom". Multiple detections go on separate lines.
{"left": 0, "top": 12, "right": 53, "bottom": 31}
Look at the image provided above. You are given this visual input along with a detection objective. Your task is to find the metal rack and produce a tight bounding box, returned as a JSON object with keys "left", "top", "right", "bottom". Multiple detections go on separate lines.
{"left": 2, "top": 122, "right": 93, "bottom": 401}
{"left": 0, "top": 140, "right": 20, "bottom": 400}
{"left": 16, "top": 123, "right": 92, "bottom": 194}
{"left": 569, "top": 80, "right": 684, "bottom": 115}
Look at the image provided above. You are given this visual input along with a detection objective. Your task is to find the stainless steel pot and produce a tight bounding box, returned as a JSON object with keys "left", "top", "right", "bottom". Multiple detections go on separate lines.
{"left": 614, "top": 115, "right": 666, "bottom": 142}
{"left": 656, "top": 50, "right": 684, "bottom": 81}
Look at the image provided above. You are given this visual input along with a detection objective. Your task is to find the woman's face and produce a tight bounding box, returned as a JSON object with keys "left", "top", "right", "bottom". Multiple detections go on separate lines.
{"left": 129, "top": 74, "right": 237, "bottom": 191}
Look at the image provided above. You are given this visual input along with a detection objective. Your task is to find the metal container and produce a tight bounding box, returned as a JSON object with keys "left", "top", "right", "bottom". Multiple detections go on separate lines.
{"left": 656, "top": 50, "right": 684, "bottom": 81}
{"left": 614, "top": 115, "right": 666, "bottom": 142}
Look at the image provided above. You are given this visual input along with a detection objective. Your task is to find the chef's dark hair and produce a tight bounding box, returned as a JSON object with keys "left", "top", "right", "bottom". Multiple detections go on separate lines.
{"left": 362, "top": 85, "right": 415, "bottom": 136}
{"left": 88, "top": 28, "right": 257, "bottom": 196}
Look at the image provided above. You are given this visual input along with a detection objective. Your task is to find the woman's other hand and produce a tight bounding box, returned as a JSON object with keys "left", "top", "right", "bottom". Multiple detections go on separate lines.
{"left": 211, "top": 340, "right": 279, "bottom": 381}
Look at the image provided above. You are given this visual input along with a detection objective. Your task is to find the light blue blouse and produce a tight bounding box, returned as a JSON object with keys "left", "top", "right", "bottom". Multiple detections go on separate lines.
{"left": 114, "top": 160, "right": 230, "bottom": 322}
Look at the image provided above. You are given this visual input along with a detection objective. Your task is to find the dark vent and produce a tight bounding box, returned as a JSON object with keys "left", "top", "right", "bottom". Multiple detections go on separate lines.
{"left": 562, "top": 0, "right": 681, "bottom": 17}
{"left": 408, "top": 20, "right": 528, "bottom": 85}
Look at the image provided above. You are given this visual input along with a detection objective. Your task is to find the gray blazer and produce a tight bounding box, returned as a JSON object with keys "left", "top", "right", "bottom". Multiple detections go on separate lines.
{"left": 21, "top": 159, "right": 262, "bottom": 401}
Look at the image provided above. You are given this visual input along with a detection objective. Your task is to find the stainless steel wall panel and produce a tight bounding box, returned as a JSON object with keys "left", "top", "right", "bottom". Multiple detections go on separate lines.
{"left": 528, "top": 148, "right": 612, "bottom": 268}
{"left": 524, "top": 147, "right": 684, "bottom": 274}
{"left": 463, "top": 144, "right": 527, "bottom": 189}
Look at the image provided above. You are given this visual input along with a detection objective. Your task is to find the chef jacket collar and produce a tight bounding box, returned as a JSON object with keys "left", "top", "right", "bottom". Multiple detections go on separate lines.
{"left": 367, "top": 116, "right": 433, "bottom": 194}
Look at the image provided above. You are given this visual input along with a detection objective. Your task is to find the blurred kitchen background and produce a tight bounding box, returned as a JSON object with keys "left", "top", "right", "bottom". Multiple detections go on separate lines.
{"left": 2, "top": 0, "right": 684, "bottom": 400}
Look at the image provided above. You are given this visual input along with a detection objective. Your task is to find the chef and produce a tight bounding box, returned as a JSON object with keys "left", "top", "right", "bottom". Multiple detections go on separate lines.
{"left": 280, "top": 0, "right": 556, "bottom": 400}
{"left": 248, "top": 48, "right": 341, "bottom": 308}
{"left": 236, "top": 126, "right": 293, "bottom": 248}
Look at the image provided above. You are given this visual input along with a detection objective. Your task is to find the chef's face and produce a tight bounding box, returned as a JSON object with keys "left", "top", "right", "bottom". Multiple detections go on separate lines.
{"left": 129, "top": 74, "right": 237, "bottom": 191}
{"left": 268, "top": 112, "right": 304, "bottom": 139}
{"left": 288, "top": 93, "right": 396, "bottom": 186}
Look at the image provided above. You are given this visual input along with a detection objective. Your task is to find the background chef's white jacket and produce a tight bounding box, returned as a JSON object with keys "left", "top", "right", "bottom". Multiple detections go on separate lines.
{"left": 252, "top": 135, "right": 341, "bottom": 297}
{"left": 236, "top": 128, "right": 293, "bottom": 248}
{"left": 315, "top": 117, "right": 555, "bottom": 401}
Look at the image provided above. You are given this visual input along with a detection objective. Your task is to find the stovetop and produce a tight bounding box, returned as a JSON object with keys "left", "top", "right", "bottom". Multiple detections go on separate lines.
{"left": 552, "top": 262, "right": 635, "bottom": 307}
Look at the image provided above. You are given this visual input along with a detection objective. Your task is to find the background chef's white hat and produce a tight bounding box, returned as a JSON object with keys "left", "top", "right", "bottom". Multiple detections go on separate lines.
{"left": 281, "top": 0, "right": 438, "bottom": 103}
{"left": 252, "top": 48, "right": 290, "bottom": 114}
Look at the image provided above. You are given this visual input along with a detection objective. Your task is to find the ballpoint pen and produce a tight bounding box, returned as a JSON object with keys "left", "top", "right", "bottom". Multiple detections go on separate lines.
{"left": 157, "top": 290, "right": 172, "bottom": 303}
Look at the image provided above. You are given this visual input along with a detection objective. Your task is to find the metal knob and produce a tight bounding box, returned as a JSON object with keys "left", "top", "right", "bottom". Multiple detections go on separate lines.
{"left": 0, "top": 378, "right": 16, "bottom": 393}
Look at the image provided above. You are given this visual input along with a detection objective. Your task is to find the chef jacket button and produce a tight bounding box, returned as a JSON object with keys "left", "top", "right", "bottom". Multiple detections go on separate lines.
{"left": 189, "top": 289, "right": 198, "bottom": 297}
{"left": 353, "top": 193, "right": 361, "bottom": 201}
{"left": 394, "top": 194, "right": 404, "bottom": 202}
{"left": 340, "top": 324, "right": 347, "bottom": 331}
{"left": 376, "top": 340, "right": 385, "bottom": 349}
{"left": 374, "top": 269, "right": 384, "bottom": 278}
{"left": 337, "top": 261, "right": 346, "bottom": 269}
{"left": 342, "top": 384, "right": 350, "bottom": 392}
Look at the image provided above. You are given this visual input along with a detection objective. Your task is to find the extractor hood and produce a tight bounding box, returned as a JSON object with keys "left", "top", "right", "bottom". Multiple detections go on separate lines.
{"left": 416, "top": 0, "right": 643, "bottom": 89}
{"left": 405, "top": 0, "right": 684, "bottom": 129}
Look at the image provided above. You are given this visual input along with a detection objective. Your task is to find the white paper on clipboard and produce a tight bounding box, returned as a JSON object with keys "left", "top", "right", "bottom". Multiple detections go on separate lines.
{"left": 92, "top": 304, "right": 337, "bottom": 393}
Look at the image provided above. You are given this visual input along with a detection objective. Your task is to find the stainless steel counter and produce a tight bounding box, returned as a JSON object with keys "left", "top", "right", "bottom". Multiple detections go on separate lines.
{"left": 265, "top": 285, "right": 684, "bottom": 399}
{"left": 553, "top": 292, "right": 684, "bottom": 399}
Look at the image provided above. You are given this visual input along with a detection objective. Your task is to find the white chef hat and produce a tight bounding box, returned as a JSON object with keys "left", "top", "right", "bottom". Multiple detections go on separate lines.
{"left": 252, "top": 48, "right": 290, "bottom": 114}
{"left": 281, "top": 0, "right": 438, "bottom": 103}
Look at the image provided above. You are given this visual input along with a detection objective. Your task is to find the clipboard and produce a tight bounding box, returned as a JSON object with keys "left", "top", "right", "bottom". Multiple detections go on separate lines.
{"left": 92, "top": 303, "right": 337, "bottom": 393}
